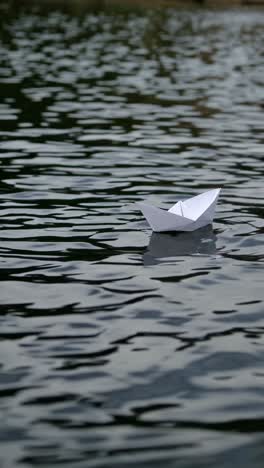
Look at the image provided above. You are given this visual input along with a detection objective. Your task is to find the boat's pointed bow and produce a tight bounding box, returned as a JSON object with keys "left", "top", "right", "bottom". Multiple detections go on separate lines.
{"left": 136, "top": 201, "right": 193, "bottom": 232}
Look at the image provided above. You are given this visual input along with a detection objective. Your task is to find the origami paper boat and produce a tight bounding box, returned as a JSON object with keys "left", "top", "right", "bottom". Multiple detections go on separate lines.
{"left": 137, "top": 188, "right": 221, "bottom": 232}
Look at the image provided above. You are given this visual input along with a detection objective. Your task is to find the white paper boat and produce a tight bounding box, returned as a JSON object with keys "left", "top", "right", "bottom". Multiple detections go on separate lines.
{"left": 137, "top": 188, "right": 221, "bottom": 232}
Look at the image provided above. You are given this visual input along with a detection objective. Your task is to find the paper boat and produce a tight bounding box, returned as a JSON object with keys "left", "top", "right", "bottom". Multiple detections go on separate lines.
{"left": 137, "top": 188, "right": 221, "bottom": 232}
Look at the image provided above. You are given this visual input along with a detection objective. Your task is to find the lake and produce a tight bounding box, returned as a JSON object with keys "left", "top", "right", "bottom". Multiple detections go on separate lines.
{"left": 0, "top": 2, "right": 264, "bottom": 467}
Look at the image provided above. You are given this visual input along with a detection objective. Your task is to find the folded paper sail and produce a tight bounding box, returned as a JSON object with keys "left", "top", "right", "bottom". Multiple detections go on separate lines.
{"left": 137, "top": 188, "right": 221, "bottom": 232}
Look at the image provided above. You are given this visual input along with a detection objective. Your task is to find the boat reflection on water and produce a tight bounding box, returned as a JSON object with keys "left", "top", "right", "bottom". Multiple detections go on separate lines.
{"left": 143, "top": 225, "right": 217, "bottom": 265}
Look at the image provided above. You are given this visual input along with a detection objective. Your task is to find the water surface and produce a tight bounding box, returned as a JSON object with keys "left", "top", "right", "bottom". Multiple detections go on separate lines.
{"left": 0, "top": 4, "right": 264, "bottom": 467}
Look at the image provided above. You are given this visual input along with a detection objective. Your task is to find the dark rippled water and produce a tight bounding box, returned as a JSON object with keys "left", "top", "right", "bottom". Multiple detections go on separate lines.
{"left": 0, "top": 3, "right": 264, "bottom": 467}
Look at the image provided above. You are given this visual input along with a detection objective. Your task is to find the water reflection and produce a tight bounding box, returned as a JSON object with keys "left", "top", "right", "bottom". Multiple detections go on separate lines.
{"left": 143, "top": 226, "right": 217, "bottom": 265}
